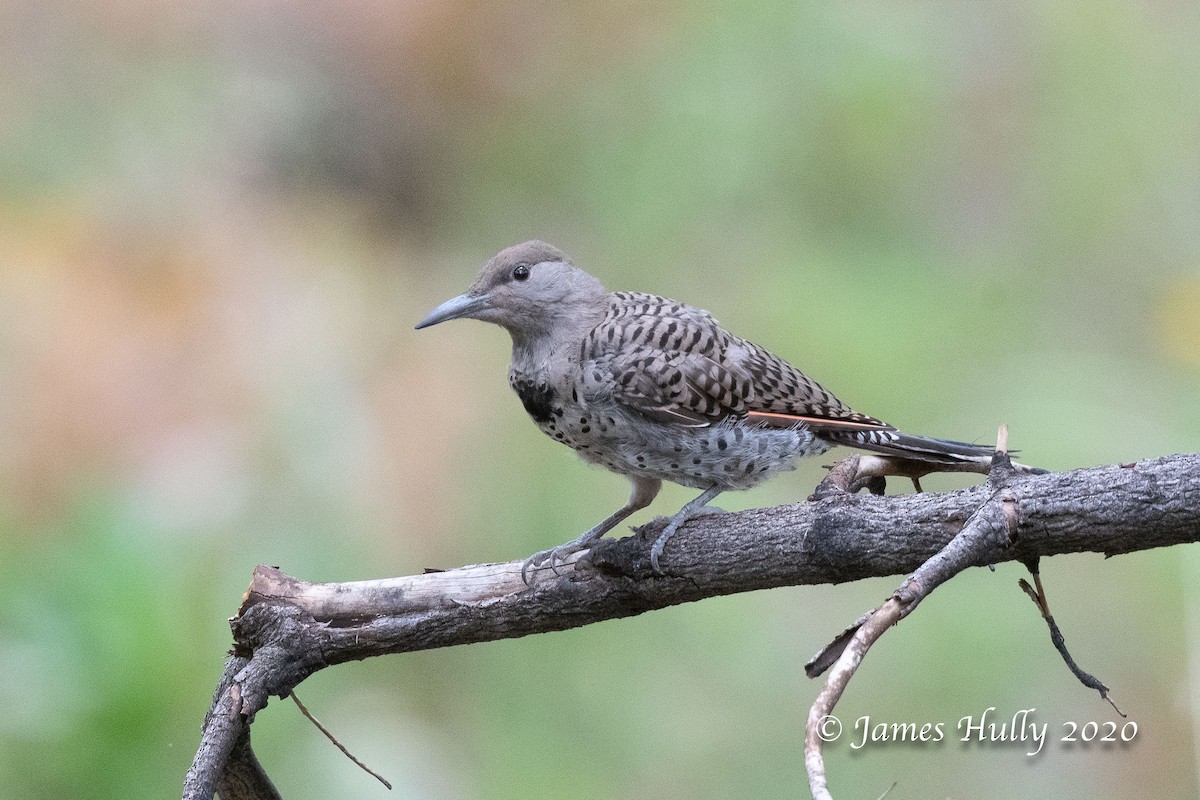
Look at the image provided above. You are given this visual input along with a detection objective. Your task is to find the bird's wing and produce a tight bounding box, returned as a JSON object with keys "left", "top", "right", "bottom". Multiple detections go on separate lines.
{"left": 581, "top": 294, "right": 893, "bottom": 433}
{"left": 585, "top": 345, "right": 745, "bottom": 426}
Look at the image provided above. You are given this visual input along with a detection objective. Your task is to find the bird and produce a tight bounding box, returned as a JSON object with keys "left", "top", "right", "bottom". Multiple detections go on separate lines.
{"left": 417, "top": 240, "right": 1003, "bottom": 579}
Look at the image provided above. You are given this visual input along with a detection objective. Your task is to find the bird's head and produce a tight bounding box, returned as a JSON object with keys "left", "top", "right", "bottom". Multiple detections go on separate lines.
{"left": 415, "top": 241, "right": 606, "bottom": 342}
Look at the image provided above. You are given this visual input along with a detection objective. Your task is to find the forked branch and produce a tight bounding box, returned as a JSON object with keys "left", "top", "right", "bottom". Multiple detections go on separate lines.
{"left": 803, "top": 429, "right": 1025, "bottom": 798}
{"left": 184, "top": 452, "right": 1200, "bottom": 800}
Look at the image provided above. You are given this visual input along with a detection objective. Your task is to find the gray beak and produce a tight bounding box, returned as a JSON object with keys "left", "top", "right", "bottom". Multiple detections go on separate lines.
{"left": 415, "top": 292, "right": 492, "bottom": 330}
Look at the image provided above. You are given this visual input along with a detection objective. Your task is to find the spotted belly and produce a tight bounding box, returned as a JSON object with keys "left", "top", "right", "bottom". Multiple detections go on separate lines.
{"left": 536, "top": 403, "right": 829, "bottom": 491}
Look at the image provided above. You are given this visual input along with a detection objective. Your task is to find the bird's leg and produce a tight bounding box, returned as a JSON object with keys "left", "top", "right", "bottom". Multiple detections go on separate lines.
{"left": 522, "top": 476, "right": 661, "bottom": 583}
{"left": 649, "top": 486, "right": 724, "bottom": 575}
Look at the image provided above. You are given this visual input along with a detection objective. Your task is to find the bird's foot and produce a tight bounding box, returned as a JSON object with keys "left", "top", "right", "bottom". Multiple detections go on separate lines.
{"left": 521, "top": 538, "right": 592, "bottom": 584}
{"left": 649, "top": 516, "right": 689, "bottom": 576}
{"left": 647, "top": 505, "right": 724, "bottom": 529}
{"left": 648, "top": 486, "right": 724, "bottom": 576}
{"left": 689, "top": 505, "right": 726, "bottom": 518}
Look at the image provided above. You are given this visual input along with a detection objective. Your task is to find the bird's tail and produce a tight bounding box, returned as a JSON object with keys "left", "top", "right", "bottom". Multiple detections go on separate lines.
{"left": 744, "top": 411, "right": 1046, "bottom": 473}
{"left": 824, "top": 428, "right": 999, "bottom": 466}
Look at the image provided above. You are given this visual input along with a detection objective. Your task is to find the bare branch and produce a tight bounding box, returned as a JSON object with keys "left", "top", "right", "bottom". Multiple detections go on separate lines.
{"left": 184, "top": 659, "right": 251, "bottom": 800}
{"left": 184, "top": 453, "right": 1200, "bottom": 798}
{"left": 806, "top": 597, "right": 905, "bottom": 800}
{"left": 216, "top": 729, "right": 281, "bottom": 800}
{"left": 804, "top": 435, "right": 1024, "bottom": 797}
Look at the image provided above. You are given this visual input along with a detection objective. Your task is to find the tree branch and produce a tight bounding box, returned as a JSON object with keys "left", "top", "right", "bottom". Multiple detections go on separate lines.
{"left": 804, "top": 433, "right": 1026, "bottom": 798}
{"left": 184, "top": 453, "right": 1200, "bottom": 799}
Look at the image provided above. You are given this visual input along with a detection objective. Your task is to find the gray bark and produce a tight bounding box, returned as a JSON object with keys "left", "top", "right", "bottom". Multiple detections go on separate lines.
{"left": 183, "top": 453, "right": 1200, "bottom": 800}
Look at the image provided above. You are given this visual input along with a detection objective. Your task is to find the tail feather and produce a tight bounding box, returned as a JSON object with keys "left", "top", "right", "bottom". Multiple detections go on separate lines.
{"left": 824, "top": 429, "right": 997, "bottom": 465}
{"left": 743, "top": 410, "right": 1043, "bottom": 472}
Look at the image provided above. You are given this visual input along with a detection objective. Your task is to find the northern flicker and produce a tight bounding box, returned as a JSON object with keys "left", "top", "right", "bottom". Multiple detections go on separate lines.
{"left": 417, "top": 241, "right": 1001, "bottom": 579}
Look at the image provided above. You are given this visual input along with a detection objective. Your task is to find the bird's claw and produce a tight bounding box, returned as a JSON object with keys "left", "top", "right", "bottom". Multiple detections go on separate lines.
{"left": 521, "top": 543, "right": 586, "bottom": 584}
{"left": 649, "top": 538, "right": 667, "bottom": 576}
{"left": 649, "top": 517, "right": 682, "bottom": 575}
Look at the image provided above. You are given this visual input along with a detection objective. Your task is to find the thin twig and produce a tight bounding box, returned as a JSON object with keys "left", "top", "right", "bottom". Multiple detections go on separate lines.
{"left": 875, "top": 782, "right": 899, "bottom": 800}
{"left": 1018, "top": 571, "right": 1126, "bottom": 717}
{"left": 805, "top": 610, "right": 876, "bottom": 679}
{"left": 290, "top": 692, "right": 393, "bottom": 790}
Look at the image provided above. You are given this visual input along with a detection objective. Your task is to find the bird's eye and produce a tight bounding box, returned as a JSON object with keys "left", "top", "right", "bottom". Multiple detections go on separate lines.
{"left": 512, "top": 264, "right": 531, "bottom": 281}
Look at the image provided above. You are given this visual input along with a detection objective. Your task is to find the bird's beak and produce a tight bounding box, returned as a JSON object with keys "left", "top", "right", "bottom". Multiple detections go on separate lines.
{"left": 415, "top": 292, "right": 492, "bottom": 330}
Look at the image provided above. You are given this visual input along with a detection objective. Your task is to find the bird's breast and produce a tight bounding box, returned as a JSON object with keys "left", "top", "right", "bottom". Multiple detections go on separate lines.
{"left": 509, "top": 373, "right": 558, "bottom": 424}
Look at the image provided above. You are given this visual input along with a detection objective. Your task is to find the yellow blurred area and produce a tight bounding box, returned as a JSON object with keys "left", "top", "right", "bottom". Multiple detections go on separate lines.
{"left": 1158, "top": 275, "right": 1200, "bottom": 368}
{"left": 0, "top": 2, "right": 1198, "bottom": 799}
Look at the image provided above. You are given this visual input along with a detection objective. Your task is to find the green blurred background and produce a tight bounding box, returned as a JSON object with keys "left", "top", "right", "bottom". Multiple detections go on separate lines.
{"left": 1, "top": 1, "right": 1198, "bottom": 798}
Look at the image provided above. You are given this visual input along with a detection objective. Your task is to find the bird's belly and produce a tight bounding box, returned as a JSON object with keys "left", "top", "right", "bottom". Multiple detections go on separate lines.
{"left": 539, "top": 407, "right": 830, "bottom": 490}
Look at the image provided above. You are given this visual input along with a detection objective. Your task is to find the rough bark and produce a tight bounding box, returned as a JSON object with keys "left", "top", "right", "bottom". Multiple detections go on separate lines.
{"left": 183, "top": 453, "right": 1200, "bottom": 800}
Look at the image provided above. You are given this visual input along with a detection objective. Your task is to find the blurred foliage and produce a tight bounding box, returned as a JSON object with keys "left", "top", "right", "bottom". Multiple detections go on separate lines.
{"left": 0, "top": 1, "right": 1197, "bottom": 798}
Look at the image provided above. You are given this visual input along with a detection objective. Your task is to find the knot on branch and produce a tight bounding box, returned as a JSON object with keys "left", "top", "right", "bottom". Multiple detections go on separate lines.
{"left": 230, "top": 599, "right": 332, "bottom": 717}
